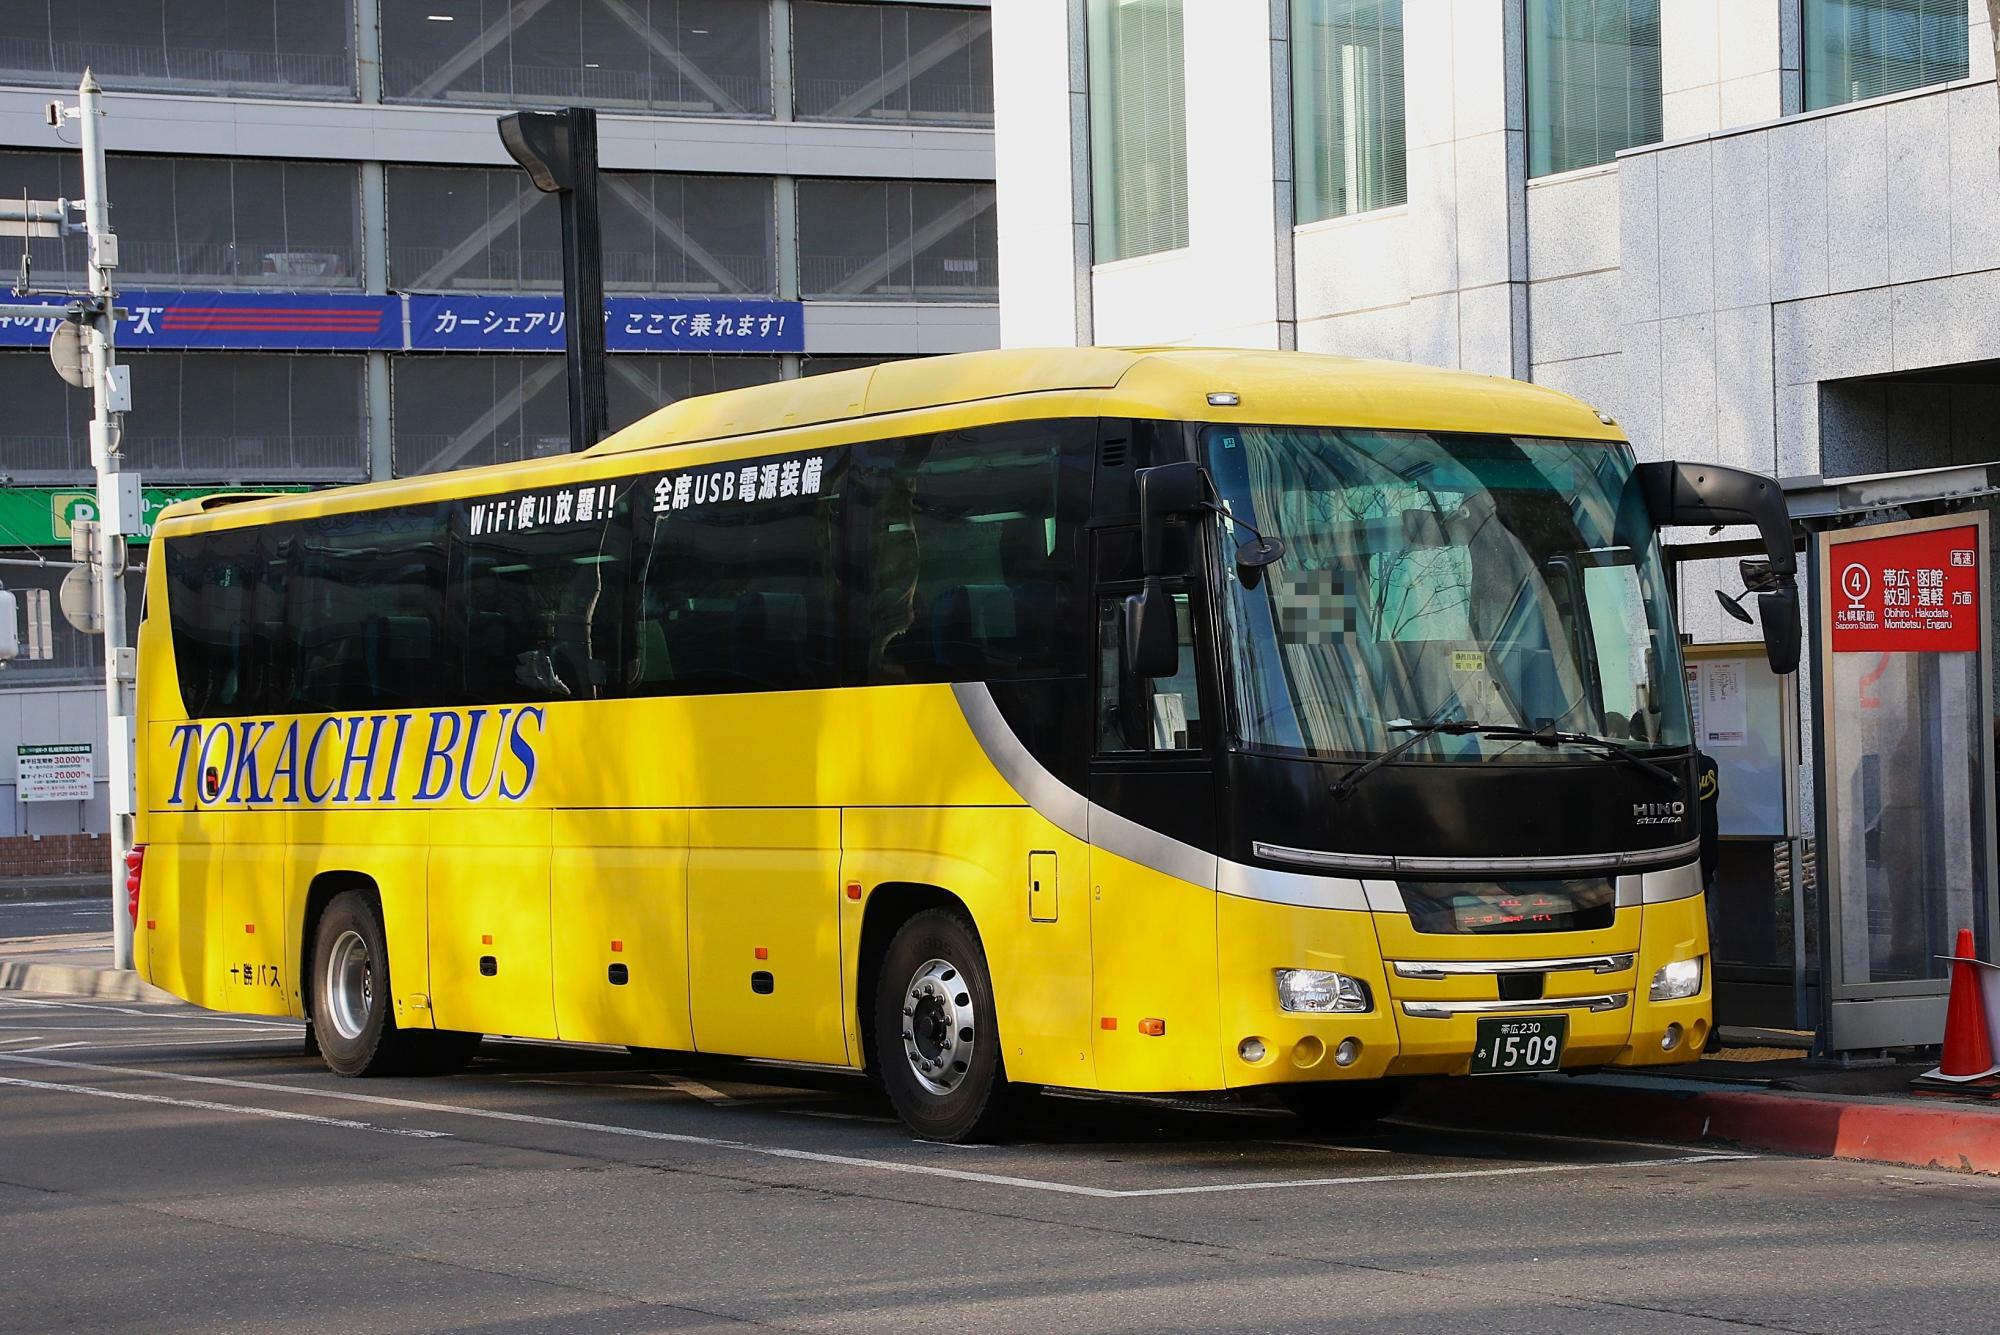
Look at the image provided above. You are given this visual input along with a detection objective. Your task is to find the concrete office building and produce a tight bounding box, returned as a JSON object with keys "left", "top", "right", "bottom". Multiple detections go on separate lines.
{"left": 994, "top": 0, "right": 2000, "bottom": 1049}
{"left": 0, "top": 0, "right": 996, "bottom": 872}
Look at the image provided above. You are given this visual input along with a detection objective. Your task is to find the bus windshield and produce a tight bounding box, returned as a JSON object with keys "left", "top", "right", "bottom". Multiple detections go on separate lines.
{"left": 1204, "top": 425, "right": 1690, "bottom": 762}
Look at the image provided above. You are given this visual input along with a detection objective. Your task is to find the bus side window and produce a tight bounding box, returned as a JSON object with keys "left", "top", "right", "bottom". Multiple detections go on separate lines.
{"left": 1097, "top": 594, "right": 1203, "bottom": 752}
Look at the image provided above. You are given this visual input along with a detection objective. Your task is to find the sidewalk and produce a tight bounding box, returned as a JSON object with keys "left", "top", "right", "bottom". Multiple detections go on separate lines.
{"left": 4, "top": 930, "right": 1996, "bottom": 1173}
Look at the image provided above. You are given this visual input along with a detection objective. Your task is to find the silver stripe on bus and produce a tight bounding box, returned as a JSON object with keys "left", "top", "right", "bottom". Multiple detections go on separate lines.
{"left": 1637, "top": 859, "right": 1704, "bottom": 904}
{"left": 1401, "top": 993, "right": 1631, "bottom": 1019}
{"left": 949, "top": 681, "right": 1090, "bottom": 844}
{"left": 1252, "top": 838, "right": 1703, "bottom": 879}
{"left": 1216, "top": 860, "right": 1370, "bottom": 912}
{"left": 1392, "top": 953, "right": 1635, "bottom": 979}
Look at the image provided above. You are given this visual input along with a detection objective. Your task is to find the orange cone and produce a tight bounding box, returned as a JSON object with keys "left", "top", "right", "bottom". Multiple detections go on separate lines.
{"left": 1939, "top": 928, "right": 1997, "bottom": 1080}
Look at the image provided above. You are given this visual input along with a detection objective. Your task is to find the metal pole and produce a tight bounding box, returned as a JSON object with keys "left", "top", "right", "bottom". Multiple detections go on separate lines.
{"left": 78, "top": 69, "right": 136, "bottom": 971}
{"left": 557, "top": 108, "right": 607, "bottom": 450}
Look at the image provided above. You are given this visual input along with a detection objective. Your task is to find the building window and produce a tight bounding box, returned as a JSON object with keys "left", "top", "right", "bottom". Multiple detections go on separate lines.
{"left": 1525, "top": 0, "right": 1662, "bottom": 178}
{"left": 1804, "top": 0, "right": 1968, "bottom": 110}
{"left": 0, "top": 151, "right": 360, "bottom": 289}
{"left": 0, "top": 0, "right": 355, "bottom": 99}
{"left": 387, "top": 166, "right": 775, "bottom": 295}
{"left": 795, "top": 179, "right": 997, "bottom": 301}
{"left": 381, "top": 0, "right": 771, "bottom": 117}
{"left": 1292, "top": 0, "right": 1406, "bottom": 223}
{"left": 0, "top": 353, "right": 367, "bottom": 484}
{"left": 391, "top": 354, "right": 780, "bottom": 475}
{"left": 793, "top": 2, "right": 993, "bottom": 126}
{"left": 1088, "top": 0, "right": 1189, "bottom": 262}
{"left": 0, "top": 352, "right": 365, "bottom": 484}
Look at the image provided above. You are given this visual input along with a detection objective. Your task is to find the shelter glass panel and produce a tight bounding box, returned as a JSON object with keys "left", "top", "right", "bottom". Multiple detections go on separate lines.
{"left": 382, "top": 0, "right": 771, "bottom": 116}
{"left": 793, "top": 2, "right": 993, "bottom": 125}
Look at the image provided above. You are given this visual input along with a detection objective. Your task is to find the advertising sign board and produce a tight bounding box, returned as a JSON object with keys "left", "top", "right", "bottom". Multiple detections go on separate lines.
{"left": 16, "top": 743, "right": 93, "bottom": 802}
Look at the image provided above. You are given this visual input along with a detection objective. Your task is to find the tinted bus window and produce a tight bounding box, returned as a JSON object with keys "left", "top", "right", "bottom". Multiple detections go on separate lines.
{"left": 165, "top": 526, "right": 282, "bottom": 718}
{"left": 852, "top": 422, "right": 1087, "bottom": 684}
{"left": 286, "top": 506, "right": 448, "bottom": 714}
{"left": 633, "top": 449, "right": 847, "bottom": 695}
{"left": 453, "top": 480, "right": 634, "bottom": 704}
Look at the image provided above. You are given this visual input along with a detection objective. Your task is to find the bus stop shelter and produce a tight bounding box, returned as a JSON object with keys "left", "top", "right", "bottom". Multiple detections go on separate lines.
{"left": 1667, "top": 462, "right": 2000, "bottom": 1059}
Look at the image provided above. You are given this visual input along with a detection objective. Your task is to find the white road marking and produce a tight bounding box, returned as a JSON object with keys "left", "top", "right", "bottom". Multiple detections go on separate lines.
{"left": 657, "top": 1076, "right": 733, "bottom": 1104}
{"left": 16, "top": 1042, "right": 88, "bottom": 1052}
{"left": 0, "top": 997, "right": 299, "bottom": 1028}
{"left": 1265, "top": 1138, "right": 1393, "bottom": 1154}
{"left": 0, "top": 1036, "right": 46, "bottom": 1047}
{"left": 0, "top": 1073, "right": 452, "bottom": 1140}
{"left": 0, "top": 1052, "right": 1755, "bottom": 1200}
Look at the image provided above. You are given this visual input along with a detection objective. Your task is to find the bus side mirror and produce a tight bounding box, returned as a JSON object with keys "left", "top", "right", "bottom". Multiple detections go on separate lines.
{"left": 1123, "top": 576, "right": 1180, "bottom": 679}
{"left": 1136, "top": 461, "right": 1206, "bottom": 576}
{"left": 1636, "top": 460, "right": 1801, "bottom": 675}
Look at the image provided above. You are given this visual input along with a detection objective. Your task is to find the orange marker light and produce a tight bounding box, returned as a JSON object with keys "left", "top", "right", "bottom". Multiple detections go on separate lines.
{"left": 481, "top": 934, "right": 493, "bottom": 946}
{"left": 844, "top": 881, "right": 862, "bottom": 901}
{"left": 1138, "top": 1018, "right": 1166, "bottom": 1037}
{"left": 244, "top": 924, "right": 255, "bottom": 934}
{"left": 610, "top": 940, "right": 624, "bottom": 953}
{"left": 754, "top": 946, "right": 769, "bottom": 960}
{"left": 1100, "top": 1017, "right": 1118, "bottom": 1030}
{"left": 145, "top": 920, "right": 156, "bottom": 931}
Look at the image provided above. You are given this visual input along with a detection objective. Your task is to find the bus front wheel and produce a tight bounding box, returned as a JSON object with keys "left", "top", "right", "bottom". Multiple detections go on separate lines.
{"left": 873, "top": 908, "right": 1012, "bottom": 1142}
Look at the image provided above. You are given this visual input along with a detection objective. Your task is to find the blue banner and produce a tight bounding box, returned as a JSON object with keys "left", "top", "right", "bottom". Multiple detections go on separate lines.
{"left": 0, "top": 290, "right": 805, "bottom": 354}
{"left": 0, "top": 290, "right": 402, "bottom": 350}
{"left": 406, "top": 294, "right": 803, "bottom": 354}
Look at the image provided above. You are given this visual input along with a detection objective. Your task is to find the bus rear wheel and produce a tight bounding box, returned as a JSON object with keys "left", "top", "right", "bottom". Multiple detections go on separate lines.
{"left": 311, "top": 890, "right": 479, "bottom": 1077}
{"left": 873, "top": 908, "right": 1012, "bottom": 1142}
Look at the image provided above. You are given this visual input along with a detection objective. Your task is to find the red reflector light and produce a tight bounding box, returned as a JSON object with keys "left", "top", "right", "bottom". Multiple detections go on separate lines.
{"left": 610, "top": 940, "right": 624, "bottom": 953}
{"left": 145, "top": 920, "right": 156, "bottom": 931}
{"left": 244, "top": 923, "right": 255, "bottom": 934}
{"left": 1138, "top": 1018, "right": 1166, "bottom": 1037}
{"left": 123, "top": 845, "right": 146, "bottom": 926}
{"left": 1100, "top": 1017, "right": 1117, "bottom": 1030}
{"left": 754, "top": 946, "right": 769, "bottom": 960}
{"left": 844, "top": 881, "right": 862, "bottom": 901}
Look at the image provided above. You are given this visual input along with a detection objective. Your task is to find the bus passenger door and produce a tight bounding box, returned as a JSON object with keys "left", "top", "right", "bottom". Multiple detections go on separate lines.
{"left": 687, "top": 807, "right": 847, "bottom": 1064}
{"left": 1088, "top": 532, "right": 1224, "bottom": 1091}
{"left": 552, "top": 808, "right": 692, "bottom": 1050}
{"left": 428, "top": 807, "right": 557, "bottom": 1040}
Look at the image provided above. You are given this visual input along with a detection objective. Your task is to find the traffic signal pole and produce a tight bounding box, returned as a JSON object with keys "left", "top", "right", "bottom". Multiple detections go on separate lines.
{"left": 76, "top": 70, "right": 136, "bottom": 971}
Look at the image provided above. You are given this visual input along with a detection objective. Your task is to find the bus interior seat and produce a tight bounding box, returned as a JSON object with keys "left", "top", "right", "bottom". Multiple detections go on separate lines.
{"left": 631, "top": 619, "right": 673, "bottom": 685}
{"left": 931, "top": 584, "right": 1018, "bottom": 669}
{"left": 732, "top": 591, "right": 815, "bottom": 687}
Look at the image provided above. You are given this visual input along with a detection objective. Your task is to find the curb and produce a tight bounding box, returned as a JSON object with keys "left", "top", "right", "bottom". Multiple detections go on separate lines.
{"left": 0, "top": 960, "right": 175, "bottom": 1003}
{"left": 0, "top": 880, "right": 108, "bottom": 903}
{"left": 1409, "top": 1072, "right": 2000, "bottom": 1176}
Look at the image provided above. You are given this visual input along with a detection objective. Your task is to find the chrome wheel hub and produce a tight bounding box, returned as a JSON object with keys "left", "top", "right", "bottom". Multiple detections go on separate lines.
{"left": 324, "top": 928, "right": 373, "bottom": 1042}
{"left": 901, "top": 957, "right": 975, "bottom": 1095}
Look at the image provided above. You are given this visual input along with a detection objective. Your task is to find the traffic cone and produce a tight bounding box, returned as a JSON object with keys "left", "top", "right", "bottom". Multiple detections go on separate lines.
{"left": 1935, "top": 928, "right": 1998, "bottom": 1081}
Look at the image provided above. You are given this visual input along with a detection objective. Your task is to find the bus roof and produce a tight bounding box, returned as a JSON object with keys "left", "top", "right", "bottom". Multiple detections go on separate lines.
{"left": 588, "top": 346, "right": 1622, "bottom": 456}
{"left": 152, "top": 347, "right": 1623, "bottom": 534}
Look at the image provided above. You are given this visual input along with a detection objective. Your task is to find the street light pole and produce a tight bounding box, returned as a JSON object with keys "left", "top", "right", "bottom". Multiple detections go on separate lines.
{"left": 76, "top": 69, "right": 137, "bottom": 971}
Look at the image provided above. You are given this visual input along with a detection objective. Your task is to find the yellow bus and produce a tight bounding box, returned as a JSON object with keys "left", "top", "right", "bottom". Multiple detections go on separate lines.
{"left": 131, "top": 347, "right": 1799, "bottom": 1140}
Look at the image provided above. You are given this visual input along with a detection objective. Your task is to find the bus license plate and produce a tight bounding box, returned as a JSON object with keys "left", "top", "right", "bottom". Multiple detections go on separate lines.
{"left": 1470, "top": 1016, "right": 1567, "bottom": 1076}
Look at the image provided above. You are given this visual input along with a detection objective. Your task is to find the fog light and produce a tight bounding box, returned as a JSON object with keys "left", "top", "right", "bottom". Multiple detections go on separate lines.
{"left": 1334, "top": 1037, "right": 1362, "bottom": 1067}
{"left": 1275, "top": 969, "right": 1372, "bottom": 1013}
{"left": 1660, "top": 1023, "right": 1683, "bottom": 1051}
{"left": 1238, "top": 1037, "right": 1267, "bottom": 1063}
{"left": 1292, "top": 1036, "right": 1325, "bottom": 1068}
{"left": 1649, "top": 957, "right": 1703, "bottom": 1001}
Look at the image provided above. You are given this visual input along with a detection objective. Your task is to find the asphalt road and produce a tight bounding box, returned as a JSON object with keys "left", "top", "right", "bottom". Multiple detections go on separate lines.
{"left": 1, "top": 990, "right": 1996, "bottom": 1334}
{"left": 0, "top": 898, "right": 110, "bottom": 938}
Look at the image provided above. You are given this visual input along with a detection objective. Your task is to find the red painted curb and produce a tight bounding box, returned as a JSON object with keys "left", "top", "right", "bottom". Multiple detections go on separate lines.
{"left": 1406, "top": 1077, "right": 2000, "bottom": 1175}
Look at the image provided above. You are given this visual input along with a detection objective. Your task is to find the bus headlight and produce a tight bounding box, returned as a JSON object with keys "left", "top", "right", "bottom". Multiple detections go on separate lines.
{"left": 1649, "top": 957, "right": 1703, "bottom": 1002}
{"left": 1275, "top": 969, "right": 1371, "bottom": 1013}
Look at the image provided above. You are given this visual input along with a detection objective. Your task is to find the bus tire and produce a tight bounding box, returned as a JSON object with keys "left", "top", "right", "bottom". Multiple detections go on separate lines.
{"left": 874, "top": 908, "right": 1012, "bottom": 1143}
{"left": 310, "top": 890, "right": 406, "bottom": 1077}
{"left": 1277, "top": 1079, "right": 1409, "bottom": 1133}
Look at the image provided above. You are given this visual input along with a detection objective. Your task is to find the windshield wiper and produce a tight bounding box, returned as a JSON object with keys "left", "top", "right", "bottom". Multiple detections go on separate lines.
{"left": 1330, "top": 719, "right": 1681, "bottom": 801}
{"left": 1330, "top": 719, "right": 1492, "bottom": 800}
